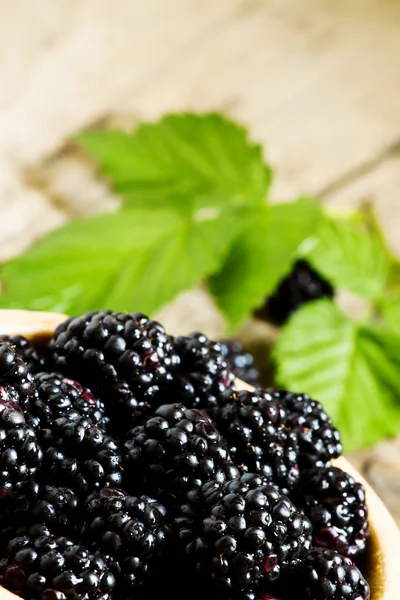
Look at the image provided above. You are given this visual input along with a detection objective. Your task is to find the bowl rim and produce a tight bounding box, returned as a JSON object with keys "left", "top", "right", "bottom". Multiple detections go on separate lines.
{"left": 0, "top": 309, "right": 399, "bottom": 599}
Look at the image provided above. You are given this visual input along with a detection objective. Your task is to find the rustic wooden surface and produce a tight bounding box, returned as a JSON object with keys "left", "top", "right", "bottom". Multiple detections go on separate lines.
{"left": 0, "top": 0, "right": 400, "bottom": 522}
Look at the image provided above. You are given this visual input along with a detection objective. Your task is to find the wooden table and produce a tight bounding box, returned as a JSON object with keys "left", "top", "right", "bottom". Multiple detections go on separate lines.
{"left": 0, "top": 0, "right": 399, "bottom": 522}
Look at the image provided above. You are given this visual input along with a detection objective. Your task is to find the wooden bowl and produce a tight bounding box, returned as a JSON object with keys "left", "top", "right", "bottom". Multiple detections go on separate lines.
{"left": 0, "top": 309, "right": 399, "bottom": 599}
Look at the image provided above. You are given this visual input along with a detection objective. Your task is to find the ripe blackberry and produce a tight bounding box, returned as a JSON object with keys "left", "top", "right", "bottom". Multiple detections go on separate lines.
{"left": 48, "top": 311, "right": 180, "bottom": 433}
{"left": 173, "top": 333, "right": 235, "bottom": 409}
{"left": 81, "top": 488, "right": 171, "bottom": 596}
{"left": 0, "top": 341, "right": 36, "bottom": 410}
{"left": 219, "top": 340, "right": 260, "bottom": 387}
{"left": 207, "top": 390, "right": 300, "bottom": 494}
{"left": 269, "top": 390, "right": 342, "bottom": 468}
{"left": 0, "top": 399, "right": 42, "bottom": 499}
{"left": 283, "top": 548, "right": 370, "bottom": 599}
{"left": 0, "top": 483, "right": 80, "bottom": 543}
{"left": 27, "top": 371, "right": 107, "bottom": 436}
{"left": 123, "top": 403, "right": 239, "bottom": 504}
{"left": 256, "top": 259, "right": 334, "bottom": 326}
{"left": 41, "top": 413, "right": 122, "bottom": 496}
{"left": 295, "top": 465, "right": 368, "bottom": 558}
{"left": 0, "top": 334, "right": 46, "bottom": 374}
{"left": 0, "top": 525, "right": 116, "bottom": 599}
{"left": 176, "top": 473, "right": 312, "bottom": 593}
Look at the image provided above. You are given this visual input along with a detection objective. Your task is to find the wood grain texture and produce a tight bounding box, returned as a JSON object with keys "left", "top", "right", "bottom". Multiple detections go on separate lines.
{"left": 1, "top": 1, "right": 400, "bottom": 257}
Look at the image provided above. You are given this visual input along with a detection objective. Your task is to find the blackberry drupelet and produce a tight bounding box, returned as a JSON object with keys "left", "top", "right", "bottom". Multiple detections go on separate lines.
{"left": 123, "top": 403, "right": 239, "bottom": 504}
{"left": 255, "top": 259, "right": 334, "bottom": 326}
{"left": 219, "top": 340, "right": 260, "bottom": 387}
{"left": 0, "top": 335, "right": 47, "bottom": 374}
{"left": 176, "top": 472, "right": 312, "bottom": 594}
{"left": 28, "top": 371, "right": 107, "bottom": 436}
{"left": 0, "top": 483, "right": 80, "bottom": 544}
{"left": 269, "top": 390, "right": 342, "bottom": 468}
{"left": 295, "top": 465, "right": 368, "bottom": 558}
{"left": 207, "top": 390, "right": 300, "bottom": 494}
{"left": 81, "top": 487, "right": 171, "bottom": 596}
{"left": 283, "top": 548, "right": 370, "bottom": 600}
{"left": 41, "top": 413, "right": 122, "bottom": 496}
{"left": 0, "top": 399, "right": 42, "bottom": 499}
{"left": 48, "top": 310, "right": 180, "bottom": 433}
{"left": 173, "top": 333, "right": 235, "bottom": 409}
{"left": 0, "top": 524, "right": 116, "bottom": 599}
{"left": 0, "top": 341, "right": 36, "bottom": 410}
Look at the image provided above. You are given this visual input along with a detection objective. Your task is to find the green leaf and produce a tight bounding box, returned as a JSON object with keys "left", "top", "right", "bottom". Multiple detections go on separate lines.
{"left": 0, "top": 207, "right": 242, "bottom": 316}
{"left": 78, "top": 113, "right": 271, "bottom": 212}
{"left": 378, "top": 292, "right": 400, "bottom": 331}
{"left": 305, "top": 217, "right": 391, "bottom": 299}
{"left": 274, "top": 300, "right": 400, "bottom": 452}
{"left": 208, "top": 198, "right": 323, "bottom": 329}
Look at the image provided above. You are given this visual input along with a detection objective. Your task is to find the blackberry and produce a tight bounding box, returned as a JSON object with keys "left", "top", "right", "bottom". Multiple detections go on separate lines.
{"left": 41, "top": 413, "right": 122, "bottom": 496}
{"left": 207, "top": 390, "right": 300, "bottom": 494}
{"left": 295, "top": 466, "right": 368, "bottom": 558}
{"left": 27, "top": 371, "right": 107, "bottom": 436}
{"left": 0, "top": 483, "right": 80, "bottom": 543}
{"left": 123, "top": 403, "right": 239, "bottom": 504}
{"left": 48, "top": 311, "right": 180, "bottom": 433}
{"left": 219, "top": 340, "right": 261, "bottom": 387}
{"left": 173, "top": 333, "right": 235, "bottom": 409}
{"left": 0, "top": 334, "right": 46, "bottom": 374}
{"left": 283, "top": 548, "right": 370, "bottom": 599}
{"left": 176, "top": 473, "right": 312, "bottom": 593}
{"left": 256, "top": 259, "right": 334, "bottom": 326}
{"left": 0, "top": 341, "right": 36, "bottom": 410}
{"left": 0, "top": 525, "right": 116, "bottom": 599}
{"left": 0, "top": 399, "right": 42, "bottom": 499}
{"left": 270, "top": 390, "right": 342, "bottom": 468}
{"left": 81, "top": 488, "right": 171, "bottom": 596}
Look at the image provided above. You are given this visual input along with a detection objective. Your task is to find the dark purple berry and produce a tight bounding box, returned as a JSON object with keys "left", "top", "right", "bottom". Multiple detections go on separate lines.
{"left": 207, "top": 390, "right": 300, "bottom": 495}
{"left": 123, "top": 403, "right": 239, "bottom": 504}
{"left": 294, "top": 465, "right": 368, "bottom": 558}
{"left": 255, "top": 259, "right": 334, "bottom": 326}
{"left": 48, "top": 311, "right": 180, "bottom": 434}
{"left": 81, "top": 488, "right": 171, "bottom": 595}
{"left": 219, "top": 340, "right": 260, "bottom": 387}
{"left": 173, "top": 333, "right": 235, "bottom": 409}
{"left": 176, "top": 473, "right": 312, "bottom": 594}
{"left": 0, "top": 526, "right": 115, "bottom": 599}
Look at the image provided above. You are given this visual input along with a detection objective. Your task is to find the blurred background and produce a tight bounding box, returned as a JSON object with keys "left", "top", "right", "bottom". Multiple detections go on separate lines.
{"left": 1, "top": 1, "right": 400, "bottom": 520}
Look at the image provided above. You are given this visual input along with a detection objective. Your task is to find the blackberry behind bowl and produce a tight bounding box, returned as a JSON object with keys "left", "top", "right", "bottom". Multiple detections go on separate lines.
{"left": 269, "top": 390, "right": 342, "bottom": 468}
{"left": 27, "top": 371, "right": 107, "bottom": 435}
{"left": 81, "top": 487, "right": 171, "bottom": 596}
{"left": 123, "top": 403, "right": 239, "bottom": 504}
{"left": 0, "top": 342, "right": 36, "bottom": 410}
{"left": 48, "top": 311, "right": 180, "bottom": 433}
{"left": 219, "top": 340, "right": 260, "bottom": 387}
{"left": 176, "top": 473, "right": 312, "bottom": 594}
{"left": 0, "top": 525, "right": 116, "bottom": 600}
{"left": 255, "top": 259, "right": 334, "bottom": 326}
{"left": 207, "top": 390, "right": 300, "bottom": 495}
{"left": 41, "top": 413, "right": 122, "bottom": 496}
{"left": 295, "top": 465, "right": 368, "bottom": 558}
{"left": 0, "top": 399, "right": 42, "bottom": 500}
{"left": 173, "top": 333, "right": 235, "bottom": 409}
{"left": 281, "top": 548, "right": 370, "bottom": 600}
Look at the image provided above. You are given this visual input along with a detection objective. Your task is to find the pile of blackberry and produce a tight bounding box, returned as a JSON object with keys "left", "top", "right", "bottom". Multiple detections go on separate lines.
{"left": 0, "top": 313, "right": 370, "bottom": 600}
